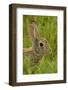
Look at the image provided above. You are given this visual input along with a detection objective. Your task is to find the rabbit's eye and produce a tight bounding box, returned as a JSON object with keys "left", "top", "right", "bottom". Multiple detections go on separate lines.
{"left": 40, "top": 42, "right": 43, "bottom": 47}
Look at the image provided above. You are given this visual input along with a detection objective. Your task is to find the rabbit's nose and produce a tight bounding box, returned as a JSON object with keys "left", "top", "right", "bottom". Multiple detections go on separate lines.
{"left": 40, "top": 42, "right": 43, "bottom": 47}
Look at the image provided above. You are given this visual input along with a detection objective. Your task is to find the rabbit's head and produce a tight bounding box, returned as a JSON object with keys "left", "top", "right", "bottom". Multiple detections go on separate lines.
{"left": 38, "top": 38, "right": 51, "bottom": 55}
{"left": 28, "top": 21, "right": 52, "bottom": 55}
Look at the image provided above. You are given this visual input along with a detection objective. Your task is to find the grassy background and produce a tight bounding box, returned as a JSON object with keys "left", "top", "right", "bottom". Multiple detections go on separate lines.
{"left": 23, "top": 15, "right": 57, "bottom": 74}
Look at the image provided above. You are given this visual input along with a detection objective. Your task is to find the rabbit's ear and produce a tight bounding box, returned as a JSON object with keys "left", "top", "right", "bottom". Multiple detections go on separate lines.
{"left": 28, "top": 21, "right": 39, "bottom": 41}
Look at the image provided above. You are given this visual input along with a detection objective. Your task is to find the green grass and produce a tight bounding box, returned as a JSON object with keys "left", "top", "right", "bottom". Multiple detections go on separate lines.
{"left": 23, "top": 15, "right": 57, "bottom": 74}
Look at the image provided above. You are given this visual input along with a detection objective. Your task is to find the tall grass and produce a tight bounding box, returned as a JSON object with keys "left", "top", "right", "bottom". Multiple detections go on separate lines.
{"left": 23, "top": 15, "right": 57, "bottom": 74}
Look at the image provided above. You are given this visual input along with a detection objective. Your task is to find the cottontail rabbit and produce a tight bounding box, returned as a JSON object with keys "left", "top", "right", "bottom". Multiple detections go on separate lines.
{"left": 24, "top": 21, "right": 52, "bottom": 73}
